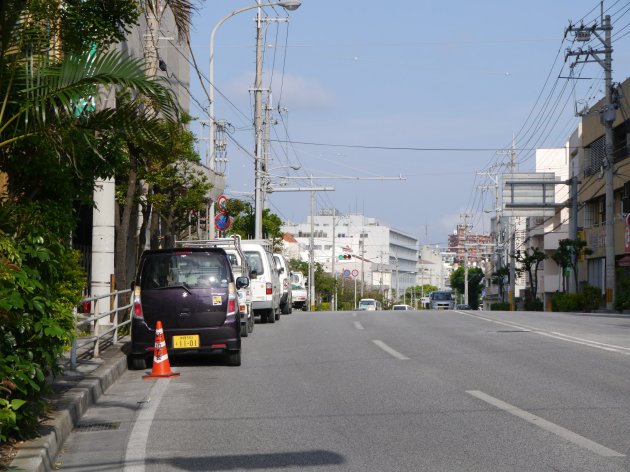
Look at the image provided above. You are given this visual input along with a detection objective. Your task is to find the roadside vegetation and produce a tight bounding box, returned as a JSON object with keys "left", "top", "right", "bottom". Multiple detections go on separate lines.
{"left": 0, "top": 0, "right": 202, "bottom": 444}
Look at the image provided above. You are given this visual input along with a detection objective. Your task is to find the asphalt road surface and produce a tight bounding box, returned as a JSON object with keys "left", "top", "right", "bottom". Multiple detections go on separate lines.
{"left": 54, "top": 309, "right": 630, "bottom": 472}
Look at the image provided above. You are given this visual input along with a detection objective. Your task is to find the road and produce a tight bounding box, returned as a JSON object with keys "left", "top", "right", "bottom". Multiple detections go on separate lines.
{"left": 54, "top": 309, "right": 630, "bottom": 471}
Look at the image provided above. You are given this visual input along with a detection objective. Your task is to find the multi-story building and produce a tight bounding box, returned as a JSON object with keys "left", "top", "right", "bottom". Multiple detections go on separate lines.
{"left": 418, "top": 245, "right": 453, "bottom": 290}
{"left": 282, "top": 210, "right": 419, "bottom": 300}
{"left": 448, "top": 225, "right": 492, "bottom": 265}
{"left": 526, "top": 144, "right": 572, "bottom": 309}
{"left": 577, "top": 76, "right": 630, "bottom": 304}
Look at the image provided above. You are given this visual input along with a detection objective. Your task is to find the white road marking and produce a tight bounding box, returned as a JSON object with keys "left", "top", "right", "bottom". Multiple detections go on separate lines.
{"left": 454, "top": 311, "right": 630, "bottom": 356}
{"left": 354, "top": 321, "right": 364, "bottom": 330}
{"left": 123, "top": 378, "right": 171, "bottom": 472}
{"left": 466, "top": 390, "right": 625, "bottom": 458}
{"left": 372, "top": 340, "right": 409, "bottom": 360}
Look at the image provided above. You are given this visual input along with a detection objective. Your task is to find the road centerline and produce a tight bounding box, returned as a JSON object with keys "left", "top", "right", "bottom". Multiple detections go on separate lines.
{"left": 466, "top": 390, "right": 625, "bottom": 458}
{"left": 354, "top": 321, "right": 364, "bottom": 330}
{"left": 372, "top": 339, "right": 409, "bottom": 360}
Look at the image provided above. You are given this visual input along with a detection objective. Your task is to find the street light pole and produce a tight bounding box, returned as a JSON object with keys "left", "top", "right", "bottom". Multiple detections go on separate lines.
{"left": 207, "top": 1, "right": 301, "bottom": 239}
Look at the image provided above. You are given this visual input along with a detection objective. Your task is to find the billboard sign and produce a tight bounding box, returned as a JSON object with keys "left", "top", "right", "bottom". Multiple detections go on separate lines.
{"left": 502, "top": 172, "right": 559, "bottom": 218}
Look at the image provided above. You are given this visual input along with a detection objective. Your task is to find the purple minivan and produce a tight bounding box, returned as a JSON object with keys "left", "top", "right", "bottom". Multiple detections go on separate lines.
{"left": 128, "top": 247, "right": 249, "bottom": 369}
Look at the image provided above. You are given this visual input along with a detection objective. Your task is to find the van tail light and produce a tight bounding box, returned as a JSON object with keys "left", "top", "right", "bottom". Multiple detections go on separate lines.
{"left": 132, "top": 287, "right": 144, "bottom": 320}
{"left": 266, "top": 283, "right": 273, "bottom": 295}
{"left": 227, "top": 283, "right": 237, "bottom": 319}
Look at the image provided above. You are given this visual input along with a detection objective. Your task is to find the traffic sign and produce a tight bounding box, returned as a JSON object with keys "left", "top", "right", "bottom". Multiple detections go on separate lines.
{"left": 351, "top": 269, "right": 359, "bottom": 277}
{"left": 214, "top": 212, "right": 232, "bottom": 231}
{"left": 342, "top": 269, "right": 351, "bottom": 278}
{"left": 217, "top": 195, "right": 228, "bottom": 211}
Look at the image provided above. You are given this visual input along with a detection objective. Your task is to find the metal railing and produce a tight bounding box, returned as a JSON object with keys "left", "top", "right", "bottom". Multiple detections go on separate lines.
{"left": 71, "top": 289, "right": 132, "bottom": 370}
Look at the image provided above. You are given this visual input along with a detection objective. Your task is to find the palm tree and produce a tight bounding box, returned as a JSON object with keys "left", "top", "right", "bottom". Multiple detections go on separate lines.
{"left": 0, "top": 1, "right": 181, "bottom": 155}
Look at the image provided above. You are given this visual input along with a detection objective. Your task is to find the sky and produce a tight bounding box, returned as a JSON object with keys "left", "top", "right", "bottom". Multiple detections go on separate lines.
{"left": 186, "top": 0, "right": 630, "bottom": 247}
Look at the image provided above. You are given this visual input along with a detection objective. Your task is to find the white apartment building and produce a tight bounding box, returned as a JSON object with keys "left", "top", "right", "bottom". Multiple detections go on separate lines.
{"left": 418, "top": 245, "right": 454, "bottom": 290}
{"left": 526, "top": 136, "right": 575, "bottom": 308}
{"left": 282, "top": 210, "right": 419, "bottom": 300}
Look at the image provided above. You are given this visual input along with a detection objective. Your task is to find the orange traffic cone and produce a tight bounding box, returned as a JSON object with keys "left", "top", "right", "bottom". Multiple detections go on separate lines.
{"left": 143, "top": 320, "right": 180, "bottom": 379}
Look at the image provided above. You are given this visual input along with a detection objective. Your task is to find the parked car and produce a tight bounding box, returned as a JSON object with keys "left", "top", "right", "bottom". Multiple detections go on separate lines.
{"left": 392, "top": 304, "right": 412, "bottom": 310}
{"left": 128, "top": 247, "right": 249, "bottom": 369}
{"left": 291, "top": 282, "right": 307, "bottom": 310}
{"left": 273, "top": 253, "right": 292, "bottom": 314}
{"left": 242, "top": 241, "right": 281, "bottom": 323}
{"left": 175, "top": 236, "right": 254, "bottom": 338}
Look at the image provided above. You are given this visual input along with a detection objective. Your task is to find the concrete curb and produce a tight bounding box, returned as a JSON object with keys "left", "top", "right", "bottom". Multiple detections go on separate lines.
{"left": 9, "top": 344, "right": 129, "bottom": 472}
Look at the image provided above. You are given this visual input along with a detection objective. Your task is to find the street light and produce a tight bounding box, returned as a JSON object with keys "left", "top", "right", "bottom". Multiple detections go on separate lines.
{"left": 208, "top": 1, "right": 301, "bottom": 237}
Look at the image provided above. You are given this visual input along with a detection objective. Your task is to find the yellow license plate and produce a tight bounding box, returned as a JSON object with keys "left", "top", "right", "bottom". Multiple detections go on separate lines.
{"left": 173, "top": 335, "right": 200, "bottom": 349}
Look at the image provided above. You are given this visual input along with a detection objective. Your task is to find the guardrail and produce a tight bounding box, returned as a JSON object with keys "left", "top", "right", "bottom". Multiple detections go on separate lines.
{"left": 71, "top": 289, "right": 132, "bottom": 370}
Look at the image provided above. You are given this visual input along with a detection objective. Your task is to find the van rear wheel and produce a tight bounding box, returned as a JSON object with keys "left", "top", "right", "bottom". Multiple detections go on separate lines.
{"left": 240, "top": 323, "right": 248, "bottom": 337}
{"left": 129, "top": 356, "right": 148, "bottom": 371}
{"left": 267, "top": 309, "right": 275, "bottom": 323}
{"left": 226, "top": 351, "right": 241, "bottom": 366}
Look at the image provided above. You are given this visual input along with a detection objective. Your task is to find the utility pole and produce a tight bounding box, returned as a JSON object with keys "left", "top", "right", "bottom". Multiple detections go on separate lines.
{"left": 360, "top": 225, "right": 365, "bottom": 297}
{"left": 566, "top": 12, "right": 616, "bottom": 310}
{"left": 309, "top": 187, "right": 315, "bottom": 310}
{"left": 498, "top": 140, "right": 518, "bottom": 310}
{"left": 331, "top": 209, "right": 336, "bottom": 311}
{"left": 269, "top": 183, "right": 334, "bottom": 311}
{"left": 461, "top": 213, "right": 471, "bottom": 305}
{"left": 509, "top": 142, "right": 517, "bottom": 311}
{"left": 253, "top": 3, "right": 265, "bottom": 239}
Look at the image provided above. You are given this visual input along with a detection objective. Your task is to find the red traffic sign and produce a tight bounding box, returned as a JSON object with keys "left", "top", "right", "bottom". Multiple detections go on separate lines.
{"left": 217, "top": 195, "right": 228, "bottom": 211}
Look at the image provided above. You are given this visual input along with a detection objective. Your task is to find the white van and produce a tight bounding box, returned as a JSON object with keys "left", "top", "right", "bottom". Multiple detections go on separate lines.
{"left": 358, "top": 298, "right": 382, "bottom": 311}
{"left": 273, "top": 254, "right": 292, "bottom": 314}
{"left": 242, "top": 241, "right": 281, "bottom": 323}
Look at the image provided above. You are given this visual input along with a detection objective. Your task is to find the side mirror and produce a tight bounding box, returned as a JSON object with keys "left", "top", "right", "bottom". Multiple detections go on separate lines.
{"left": 277, "top": 267, "right": 285, "bottom": 274}
{"left": 236, "top": 276, "right": 250, "bottom": 289}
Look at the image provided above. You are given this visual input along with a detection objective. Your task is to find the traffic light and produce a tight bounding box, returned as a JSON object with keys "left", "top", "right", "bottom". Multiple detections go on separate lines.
{"left": 338, "top": 254, "right": 352, "bottom": 260}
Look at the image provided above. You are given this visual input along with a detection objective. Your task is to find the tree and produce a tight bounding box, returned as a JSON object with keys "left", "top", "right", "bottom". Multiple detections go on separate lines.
{"left": 551, "top": 239, "right": 591, "bottom": 293}
{"left": 491, "top": 266, "right": 509, "bottom": 303}
{"left": 0, "top": 0, "right": 189, "bottom": 441}
{"left": 515, "top": 246, "right": 547, "bottom": 309}
{"left": 225, "top": 199, "right": 283, "bottom": 242}
{"left": 450, "top": 266, "right": 484, "bottom": 309}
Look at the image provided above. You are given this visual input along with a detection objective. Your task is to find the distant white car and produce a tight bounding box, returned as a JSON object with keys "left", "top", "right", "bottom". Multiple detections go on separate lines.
{"left": 392, "top": 304, "right": 412, "bottom": 310}
{"left": 291, "top": 283, "right": 307, "bottom": 310}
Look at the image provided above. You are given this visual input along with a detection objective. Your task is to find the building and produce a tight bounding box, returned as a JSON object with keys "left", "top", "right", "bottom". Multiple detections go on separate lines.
{"left": 448, "top": 225, "right": 492, "bottom": 265}
{"left": 526, "top": 144, "right": 572, "bottom": 309}
{"left": 282, "top": 210, "right": 419, "bottom": 300}
{"left": 418, "top": 245, "right": 453, "bottom": 290}
{"left": 577, "top": 76, "right": 630, "bottom": 305}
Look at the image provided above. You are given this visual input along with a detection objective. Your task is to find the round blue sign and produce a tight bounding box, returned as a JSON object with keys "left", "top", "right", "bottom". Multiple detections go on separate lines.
{"left": 214, "top": 213, "right": 232, "bottom": 231}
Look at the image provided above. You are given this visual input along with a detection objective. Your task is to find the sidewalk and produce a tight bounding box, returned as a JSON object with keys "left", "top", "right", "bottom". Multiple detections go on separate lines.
{"left": 7, "top": 338, "right": 130, "bottom": 472}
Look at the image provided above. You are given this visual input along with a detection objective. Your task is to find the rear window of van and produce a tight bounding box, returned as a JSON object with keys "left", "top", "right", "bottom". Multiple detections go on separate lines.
{"left": 141, "top": 252, "right": 229, "bottom": 290}
{"left": 244, "top": 251, "right": 265, "bottom": 275}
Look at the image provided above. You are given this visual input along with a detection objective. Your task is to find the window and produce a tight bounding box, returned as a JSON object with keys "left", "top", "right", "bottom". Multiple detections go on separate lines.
{"left": 585, "top": 136, "right": 606, "bottom": 176}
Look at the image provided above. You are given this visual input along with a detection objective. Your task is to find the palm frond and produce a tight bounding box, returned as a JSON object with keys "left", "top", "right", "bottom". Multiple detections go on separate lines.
{"left": 146, "top": 0, "right": 197, "bottom": 43}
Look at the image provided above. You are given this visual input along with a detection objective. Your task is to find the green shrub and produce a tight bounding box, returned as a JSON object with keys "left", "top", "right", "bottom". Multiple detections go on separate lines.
{"left": 317, "top": 302, "right": 330, "bottom": 312}
{"left": 0, "top": 222, "right": 85, "bottom": 442}
{"left": 524, "top": 298, "right": 544, "bottom": 311}
{"left": 490, "top": 302, "right": 510, "bottom": 311}
{"left": 552, "top": 293, "right": 584, "bottom": 312}
{"left": 614, "top": 273, "right": 630, "bottom": 312}
{"left": 581, "top": 284, "right": 602, "bottom": 311}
